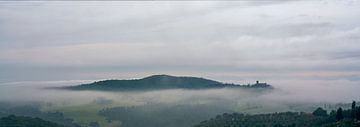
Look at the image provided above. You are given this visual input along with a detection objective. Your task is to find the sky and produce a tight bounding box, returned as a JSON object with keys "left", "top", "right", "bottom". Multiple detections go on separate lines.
{"left": 1, "top": 0, "right": 360, "bottom": 86}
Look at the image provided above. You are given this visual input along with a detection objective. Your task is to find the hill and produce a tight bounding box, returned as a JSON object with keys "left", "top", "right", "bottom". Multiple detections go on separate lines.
{"left": 64, "top": 74, "right": 272, "bottom": 91}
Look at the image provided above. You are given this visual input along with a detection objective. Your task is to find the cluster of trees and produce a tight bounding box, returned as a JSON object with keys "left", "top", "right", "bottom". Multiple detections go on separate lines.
{"left": 98, "top": 103, "right": 232, "bottom": 127}
{"left": 194, "top": 101, "right": 360, "bottom": 127}
{"left": 313, "top": 101, "right": 360, "bottom": 123}
{"left": 333, "top": 101, "right": 360, "bottom": 121}
{"left": 193, "top": 112, "right": 322, "bottom": 127}
{"left": 0, "top": 115, "right": 64, "bottom": 127}
{"left": 0, "top": 103, "right": 80, "bottom": 127}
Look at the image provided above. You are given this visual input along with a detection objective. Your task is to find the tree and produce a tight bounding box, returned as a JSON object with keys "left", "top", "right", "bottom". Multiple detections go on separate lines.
{"left": 312, "top": 107, "right": 327, "bottom": 117}
{"left": 352, "top": 101, "right": 356, "bottom": 119}
{"left": 352, "top": 101, "right": 356, "bottom": 110}
{"left": 330, "top": 110, "right": 336, "bottom": 116}
{"left": 336, "top": 108, "right": 344, "bottom": 121}
{"left": 88, "top": 122, "right": 99, "bottom": 127}
{"left": 356, "top": 107, "right": 360, "bottom": 120}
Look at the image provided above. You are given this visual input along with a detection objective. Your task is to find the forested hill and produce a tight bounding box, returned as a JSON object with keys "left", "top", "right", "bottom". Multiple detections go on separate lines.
{"left": 64, "top": 75, "right": 273, "bottom": 91}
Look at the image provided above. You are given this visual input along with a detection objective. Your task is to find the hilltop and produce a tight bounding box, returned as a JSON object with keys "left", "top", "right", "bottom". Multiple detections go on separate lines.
{"left": 64, "top": 75, "right": 272, "bottom": 91}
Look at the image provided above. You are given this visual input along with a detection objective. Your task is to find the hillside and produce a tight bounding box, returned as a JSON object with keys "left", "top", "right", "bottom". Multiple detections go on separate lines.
{"left": 0, "top": 115, "right": 65, "bottom": 127}
{"left": 193, "top": 112, "right": 323, "bottom": 127}
{"left": 193, "top": 101, "right": 360, "bottom": 127}
{"left": 98, "top": 103, "right": 232, "bottom": 127}
{"left": 65, "top": 75, "right": 272, "bottom": 91}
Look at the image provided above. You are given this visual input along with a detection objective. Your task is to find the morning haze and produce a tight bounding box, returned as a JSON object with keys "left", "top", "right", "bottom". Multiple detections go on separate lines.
{"left": 0, "top": 1, "right": 360, "bottom": 127}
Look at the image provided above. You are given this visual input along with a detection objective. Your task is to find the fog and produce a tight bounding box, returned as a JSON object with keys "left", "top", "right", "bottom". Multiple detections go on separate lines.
{"left": 1, "top": 79, "right": 359, "bottom": 111}
{"left": 1, "top": 79, "right": 359, "bottom": 127}
{"left": 1, "top": 1, "right": 360, "bottom": 126}
{"left": 1, "top": 0, "right": 359, "bottom": 109}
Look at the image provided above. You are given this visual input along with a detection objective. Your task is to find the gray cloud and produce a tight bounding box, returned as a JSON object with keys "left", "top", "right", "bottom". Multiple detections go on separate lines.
{"left": 0, "top": 0, "right": 360, "bottom": 84}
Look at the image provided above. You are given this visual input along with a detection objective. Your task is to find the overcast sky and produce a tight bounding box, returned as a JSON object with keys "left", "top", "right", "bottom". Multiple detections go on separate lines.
{"left": 1, "top": 0, "right": 360, "bottom": 85}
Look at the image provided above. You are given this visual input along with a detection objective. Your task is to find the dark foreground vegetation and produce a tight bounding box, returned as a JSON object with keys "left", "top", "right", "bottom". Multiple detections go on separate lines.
{"left": 66, "top": 75, "right": 272, "bottom": 91}
{"left": 0, "top": 115, "right": 64, "bottom": 127}
{"left": 194, "top": 101, "right": 360, "bottom": 127}
{"left": 0, "top": 103, "right": 80, "bottom": 127}
{"left": 98, "top": 103, "right": 232, "bottom": 127}
{"left": 1, "top": 101, "right": 360, "bottom": 127}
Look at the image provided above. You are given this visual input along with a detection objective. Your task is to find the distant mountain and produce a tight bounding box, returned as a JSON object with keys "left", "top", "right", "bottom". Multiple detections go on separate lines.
{"left": 64, "top": 74, "right": 272, "bottom": 91}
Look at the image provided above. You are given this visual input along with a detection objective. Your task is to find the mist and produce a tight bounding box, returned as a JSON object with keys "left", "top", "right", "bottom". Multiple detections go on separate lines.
{"left": 1, "top": 0, "right": 360, "bottom": 126}
{"left": 1, "top": 79, "right": 359, "bottom": 110}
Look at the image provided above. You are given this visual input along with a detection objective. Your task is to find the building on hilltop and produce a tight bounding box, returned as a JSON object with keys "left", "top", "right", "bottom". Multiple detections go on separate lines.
{"left": 253, "top": 81, "right": 270, "bottom": 88}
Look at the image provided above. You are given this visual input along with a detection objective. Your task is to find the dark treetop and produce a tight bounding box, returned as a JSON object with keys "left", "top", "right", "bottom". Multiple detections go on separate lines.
{"left": 0, "top": 115, "right": 65, "bottom": 127}
{"left": 193, "top": 101, "right": 360, "bottom": 127}
{"left": 64, "top": 74, "right": 273, "bottom": 91}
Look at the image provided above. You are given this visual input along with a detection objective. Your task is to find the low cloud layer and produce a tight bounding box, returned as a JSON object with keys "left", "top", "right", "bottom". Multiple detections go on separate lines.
{"left": 1, "top": 1, "right": 360, "bottom": 85}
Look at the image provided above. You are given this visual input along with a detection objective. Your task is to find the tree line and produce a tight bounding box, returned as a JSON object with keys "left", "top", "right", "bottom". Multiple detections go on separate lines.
{"left": 194, "top": 101, "right": 360, "bottom": 127}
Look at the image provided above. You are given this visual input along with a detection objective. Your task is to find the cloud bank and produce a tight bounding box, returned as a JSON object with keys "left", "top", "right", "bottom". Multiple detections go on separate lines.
{"left": 0, "top": 1, "right": 360, "bottom": 85}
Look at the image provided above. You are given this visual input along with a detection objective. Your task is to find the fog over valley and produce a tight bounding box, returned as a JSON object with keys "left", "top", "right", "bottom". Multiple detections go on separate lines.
{"left": 0, "top": 77, "right": 359, "bottom": 126}
{"left": 1, "top": 0, "right": 360, "bottom": 127}
{"left": 0, "top": 78, "right": 359, "bottom": 109}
